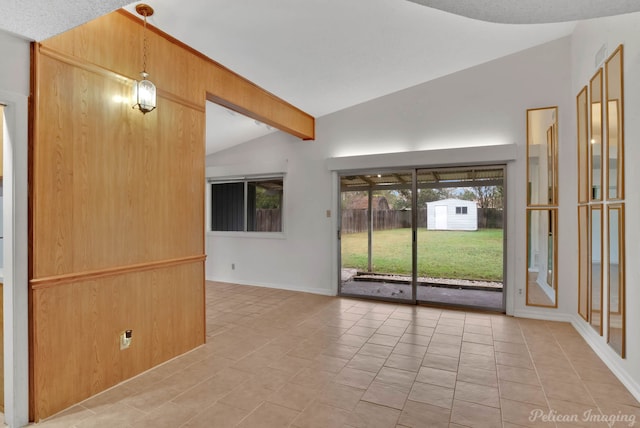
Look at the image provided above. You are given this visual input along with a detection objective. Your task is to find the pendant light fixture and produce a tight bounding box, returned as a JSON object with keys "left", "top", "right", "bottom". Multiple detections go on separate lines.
{"left": 133, "top": 4, "right": 157, "bottom": 114}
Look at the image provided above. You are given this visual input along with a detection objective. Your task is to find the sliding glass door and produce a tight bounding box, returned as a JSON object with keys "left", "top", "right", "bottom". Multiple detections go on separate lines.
{"left": 338, "top": 166, "right": 506, "bottom": 312}
{"left": 339, "top": 171, "right": 415, "bottom": 303}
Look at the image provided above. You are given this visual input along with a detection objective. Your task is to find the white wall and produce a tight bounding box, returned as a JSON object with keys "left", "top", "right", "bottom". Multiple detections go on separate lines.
{"left": 0, "top": 29, "right": 31, "bottom": 428}
{"left": 205, "top": 36, "right": 573, "bottom": 316}
{"left": 569, "top": 11, "right": 640, "bottom": 402}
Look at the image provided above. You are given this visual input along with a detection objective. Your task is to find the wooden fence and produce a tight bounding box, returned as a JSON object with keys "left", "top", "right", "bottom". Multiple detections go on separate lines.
{"left": 341, "top": 208, "right": 502, "bottom": 233}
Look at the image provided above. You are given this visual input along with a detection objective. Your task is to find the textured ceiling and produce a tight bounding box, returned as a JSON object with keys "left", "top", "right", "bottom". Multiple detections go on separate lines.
{"left": 0, "top": 0, "right": 130, "bottom": 41}
{"left": 2, "top": 1, "right": 636, "bottom": 154}
{"left": 407, "top": 0, "right": 640, "bottom": 24}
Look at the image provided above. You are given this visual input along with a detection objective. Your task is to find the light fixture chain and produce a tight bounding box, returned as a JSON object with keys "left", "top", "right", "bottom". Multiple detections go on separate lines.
{"left": 142, "top": 13, "right": 148, "bottom": 73}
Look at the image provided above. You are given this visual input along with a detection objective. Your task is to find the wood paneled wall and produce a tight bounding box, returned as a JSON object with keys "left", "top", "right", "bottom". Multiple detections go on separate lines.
{"left": 30, "top": 10, "right": 314, "bottom": 421}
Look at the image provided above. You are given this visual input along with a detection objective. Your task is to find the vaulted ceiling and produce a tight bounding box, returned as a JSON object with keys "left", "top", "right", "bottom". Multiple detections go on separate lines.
{"left": 2, "top": 1, "right": 639, "bottom": 154}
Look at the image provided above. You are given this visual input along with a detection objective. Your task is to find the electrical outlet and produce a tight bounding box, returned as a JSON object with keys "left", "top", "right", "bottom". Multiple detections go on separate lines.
{"left": 120, "top": 330, "right": 133, "bottom": 350}
{"left": 518, "top": 288, "right": 523, "bottom": 295}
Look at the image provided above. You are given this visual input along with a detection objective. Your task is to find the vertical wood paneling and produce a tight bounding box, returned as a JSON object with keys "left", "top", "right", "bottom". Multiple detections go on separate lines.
{"left": 31, "top": 265, "right": 204, "bottom": 417}
{"left": 42, "top": 11, "right": 314, "bottom": 140}
{"left": 31, "top": 7, "right": 311, "bottom": 421}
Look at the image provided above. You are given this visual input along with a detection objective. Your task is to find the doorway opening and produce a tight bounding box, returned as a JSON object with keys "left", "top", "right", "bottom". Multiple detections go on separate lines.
{"left": 339, "top": 165, "right": 505, "bottom": 312}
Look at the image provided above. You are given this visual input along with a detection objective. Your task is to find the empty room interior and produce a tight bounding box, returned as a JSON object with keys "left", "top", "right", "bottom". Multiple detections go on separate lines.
{"left": 1, "top": 0, "right": 640, "bottom": 426}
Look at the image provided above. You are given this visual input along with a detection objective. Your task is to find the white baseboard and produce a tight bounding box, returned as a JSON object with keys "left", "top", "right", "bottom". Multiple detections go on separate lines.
{"left": 571, "top": 314, "right": 640, "bottom": 403}
{"left": 512, "top": 309, "right": 575, "bottom": 323}
{"left": 205, "top": 276, "right": 336, "bottom": 297}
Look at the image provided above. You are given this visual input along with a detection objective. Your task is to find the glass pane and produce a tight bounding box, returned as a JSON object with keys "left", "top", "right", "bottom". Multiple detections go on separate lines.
{"left": 606, "top": 46, "right": 624, "bottom": 200}
{"left": 608, "top": 205, "right": 625, "bottom": 357}
{"left": 526, "top": 208, "right": 557, "bottom": 307}
{"left": 211, "top": 182, "right": 245, "bottom": 231}
{"left": 578, "top": 205, "right": 589, "bottom": 321}
{"left": 416, "top": 167, "right": 504, "bottom": 310}
{"left": 590, "top": 205, "right": 603, "bottom": 335}
{"left": 527, "top": 107, "right": 558, "bottom": 206}
{"left": 247, "top": 179, "right": 283, "bottom": 232}
{"left": 577, "top": 87, "right": 589, "bottom": 203}
{"left": 590, "top": 69, "right": 603, "bottom": 201}
{"left": 339, "top": 172, "right": 414, "bottom": 302}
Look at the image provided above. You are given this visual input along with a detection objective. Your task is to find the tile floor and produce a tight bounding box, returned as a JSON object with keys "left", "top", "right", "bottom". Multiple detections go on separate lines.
{"left": 35, "top": 281, "right": 640, "bottom": 427}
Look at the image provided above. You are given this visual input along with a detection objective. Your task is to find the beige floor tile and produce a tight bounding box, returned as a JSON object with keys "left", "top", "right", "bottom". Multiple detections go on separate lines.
{"left": 291, "top": 400, "right": 351, "bottom": 428}
{"left": 338, "top": 333, "right": 370, "bottom": 347}
{"left": 493, "top": 340, "right": 529, "bottom": 355}
{"left": 348, "top": 400, "right": 401, "bottom": 428}
{"left": 541, "top": 377, "right": 595, "bottom": 406}
{"left": 375, "top": 367, "right": 417, "bottom": 389}
{"left": 133, "top": 402, "right": 206, "bottom": 428}
{"left": 75, "top": 403, "right": 145, "bottom": 428}
{"left": 461, "top": 341, "right": 495, "bottom": 357}
{"left": 501, "top": 398, "right": 550, "bottom": 427}
{"left": 358, "top": 343, "right": 394, "bottom": 359}
{"left": 584, "top": 380, "right": 640, "bottom": 408}
{"left": 431, "top": 333, "right": 463, "bottom": 346}
{"left": 171, "top": 368, "right": 250, "bottom": 411}
{"left": 36, "top": 405, "right": 96, "bottom": 428}
{"left": 427, "top": 343, "right": 462, "bottom": 359}
{"left": 385, "top": 318, "right": 411, "bottom": 328}
{"left": 347, "top": 353, "right": 387, "bottom": 373}
{"left": 405, "top": 325, "right": 435, "bottom": 337}
{"left": 393, "top": 342, "right": 428, "bottom": 358}
{"left": 495, "top": 351, "right": 534, "bottom": 369}
{"left": 546, "top": 398, "right": 609, "bottom": 428}
{"left": 385, "top": 353, "right": 423, "bottom": 372}
{"left": 462, "top": 332, "right": 493, "bottom": 345}
{"left": 497, "top": 364, "right": 540, "bottom": 386}
{"left": 290, "top": 367, "right": 335, "bottom": 388}
{"left": 250, "top": 366, "right": 295, "bottom": 391}
{"left": 456, "top": 365, "right": 498, "bottom": 388}
{"left": 122, "top": 383, "right": 181, "bottom": 413}
{"left": 268, "top": 354, "right": 313, "bottom": 374}
{"left": 310, "top": 354, "right": 349, "bottom": 373}
{"left": 450, "top": 399, "right": 502, "bottom": 428}
{"left": 346, "top": 325, "right": 378, "bottom": 338}
{"left": 422, "top": 353, "right": 460, "bottom": 372}
{"left": 316, "top": 382, "right": 365, "bottom": 411}
{"left": 218, "top": 381, "right": 272, "bottom": 411}
{"left": 368, "top": 333, "right": 402, "bottom": 347}
{"left": 416, "top": 366, "right": 457, "bottom": 389}
{"left": 499, "top": 380, "right": 547, "bottom": 406}
{"left": 377, "top": 325, "right": 408, "bottom": 337}
{"left": 435, "top": 325, "right": 465, "bottom": 336}
{"left": 597, "top": 401, "right": 640, "bottom": 427}
{"left": 322, "top": 343, "right": 361, "bottom": 360}
{"left": 408, "top": 382, "right": 454, "bottom": 409}
{"left": 453, "top": 381, "right": 500, "bottom": 408}
{"left": 459, "top": 351, "right": 496, "bottom": 370}
{"left": 362, "top": 381, "right": 410, "bottom": 410}
{"left": 399, "top": 333, "right": 432, "bottom": 346}
{"left": 334, "top": 367, "right": 377, "bottom": 390}
{"left": 237, "top": 401, "right": 300, "bottom": 428}
{"left": 463, "top": 324, "right": 493, "bottom": 336}
{"left": 267, "top": 382, "right": 318, "bottom": 411}
{"left": 398, "top": 399, "right": 451, "bottom": 428}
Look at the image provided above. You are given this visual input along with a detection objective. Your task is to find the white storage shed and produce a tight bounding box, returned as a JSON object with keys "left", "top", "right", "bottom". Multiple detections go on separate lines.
{"left": 426, "top": 198, "right": 478, "bottom": 231}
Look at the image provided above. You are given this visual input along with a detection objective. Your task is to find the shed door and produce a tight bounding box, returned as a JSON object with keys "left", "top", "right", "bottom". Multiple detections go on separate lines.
{"left": 434, "top": 205, "right": 448, "bottom": 230}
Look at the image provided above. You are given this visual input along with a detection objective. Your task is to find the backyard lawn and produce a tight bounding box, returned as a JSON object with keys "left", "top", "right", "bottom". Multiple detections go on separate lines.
{"left": 341, "top": 228, "right": 503, "bottom": 281}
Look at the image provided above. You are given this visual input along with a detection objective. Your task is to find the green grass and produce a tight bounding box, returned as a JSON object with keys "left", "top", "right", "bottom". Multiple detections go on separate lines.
{"left": 341, "top": 228, "right": 503, "bottom": 281}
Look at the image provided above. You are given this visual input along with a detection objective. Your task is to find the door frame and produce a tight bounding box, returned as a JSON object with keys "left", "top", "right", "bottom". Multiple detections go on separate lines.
{"left": 1, "top": 91, "right": 30, "bottom": 428}
{"left": 337, "top": 164, "right": 507, "bottom": 313}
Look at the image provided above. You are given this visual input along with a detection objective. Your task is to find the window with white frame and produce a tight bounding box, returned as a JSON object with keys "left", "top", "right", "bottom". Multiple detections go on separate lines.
{"left": 456, "top": 206, "right": 468, "bottom": 215}
{"left": 210, "top": 177, "right": 283, "bottom": 232}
